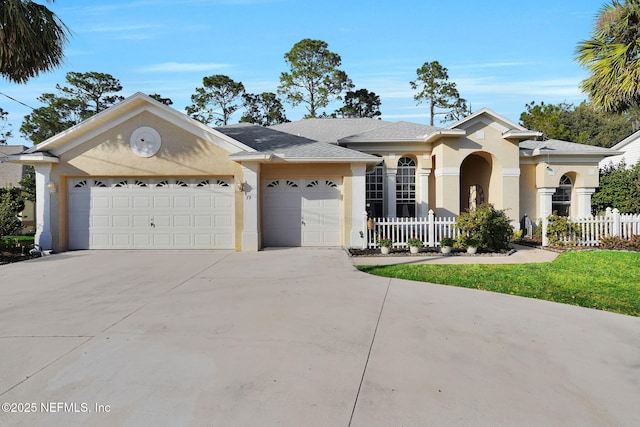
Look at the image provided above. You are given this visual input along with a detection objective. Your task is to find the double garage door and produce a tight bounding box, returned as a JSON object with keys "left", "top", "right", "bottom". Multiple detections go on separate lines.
{"left": 262, "top": 178, "right": 342, "bottom": 247}
{"left": 68, "top": 177, "right": 234, "bottom": 249}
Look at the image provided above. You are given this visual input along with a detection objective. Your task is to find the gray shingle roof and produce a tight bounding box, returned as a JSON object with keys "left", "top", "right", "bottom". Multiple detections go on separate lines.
{"left": 269, "top": 118, "right": 391, "bottom": 143}
{"left": 519, "top": 139, "right": 616, "bottom": 155}
{"left": 0, "top": 145, "right": 28, "bottom": 188}
{"left": 215, "top": 123, "right": 378, "bottom": 160}
{"left": 339, "top": 121, "right": 443, "bottom": 142}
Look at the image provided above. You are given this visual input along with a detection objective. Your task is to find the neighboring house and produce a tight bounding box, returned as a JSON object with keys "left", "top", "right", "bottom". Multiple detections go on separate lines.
{"left": 0, "top": 144, "right": 35, "bottom": 233}
{"left": 599, "top": 129, "right": 640, "bottom": 169}
{"left": 4, "top": 93, "right": 619, "bottom": 252}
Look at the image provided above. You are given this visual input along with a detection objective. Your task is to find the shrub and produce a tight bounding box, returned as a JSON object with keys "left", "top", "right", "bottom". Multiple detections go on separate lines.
{"left": 407, "top": 237, "right": 423, "bottom": 247}
{"left": 600, "top": 234, "right": 640, "bottom": 251}
{"left": 532, "top": 219, "right": 543, "bottom": 240}
{"left": 454, "top": 203, "right": 514, "bottom": 250}
{"left": 439, "top": 237, "right": 455, "bottom": 247}
{"left": 377, "top": 236, "right": 392, "bottom": 248}
{"left": 0, "top": 191, "right": 23, "bottom": 239}
{"left": 546, "top": 213, "right": 582, "bottom": 247}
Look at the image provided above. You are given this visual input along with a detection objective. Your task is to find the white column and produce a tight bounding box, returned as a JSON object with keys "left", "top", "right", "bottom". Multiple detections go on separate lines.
{"left": 418, "top": 168, "right": 431, "bottom": 218}
{"left": 240, "top": 162, "right": 260, "bottom": 251}
{"left": 538, "top": 187, "right": 556, "bottom": 219}
{"left": 350, "top": 164, "right": 367, "bottom": 248}
{"left": 538, "top": 187, "right": 556, "bottom": 247}
{"left": 34, "top": 164, "right": 53, "bottom": 250}
{"left": 385, "top": 168, "right": 397, "bottom": 217}
{"left": 576, "top": 188, "right": 596, "bottom": 217}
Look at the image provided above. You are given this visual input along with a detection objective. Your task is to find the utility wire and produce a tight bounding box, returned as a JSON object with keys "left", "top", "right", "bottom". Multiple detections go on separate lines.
{"left": 0, "top": 91, "right": 35, "bottom": 110}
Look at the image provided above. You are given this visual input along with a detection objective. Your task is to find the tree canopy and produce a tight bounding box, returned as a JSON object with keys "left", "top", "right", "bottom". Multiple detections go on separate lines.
{"left": 0, "top": 108, "right": 13, "bottom": 144}
{"left": 149, "top": 94, "right": 173, "bottom": 105}
{"left": 576, "top": 0, "right": 640, "bottom": 112}
{"left": 20, "top": 71, "right": 124, "bottom": 144}
{"left": 592, "top": 161, "right": 640, "bottom": 213}
{"left": 335, "top": 89, "right": 381, "bottom": 118}
{"left": 240, "top": 92, "right": 288, "bottom": 126}
{"left": 278, "top": 39, "right": 353, "bottom": 118}
{"left": 410, "top": 60, "right": 469, "bottom": 126}
{"left": 0, "top": 0, "right": 70, "bottom": 83}
{"left": 186, "top": 74, "right": 245, "bottom": 126}
{"left": 519, "top": 100, "right": 634, "bottom": 147}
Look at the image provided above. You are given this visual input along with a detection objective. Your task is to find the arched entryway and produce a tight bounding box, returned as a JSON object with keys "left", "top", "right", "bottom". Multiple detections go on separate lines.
{"left": 460, "top": 152, "right": 492, "bottom": 212}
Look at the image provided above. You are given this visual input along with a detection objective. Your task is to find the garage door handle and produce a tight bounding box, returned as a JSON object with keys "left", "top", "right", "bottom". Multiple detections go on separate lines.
{"left": 150, "top": 217, "right": 155, "bottom": 228}
{"left": 301, "top": 216, "right": 305, "bottom": 226}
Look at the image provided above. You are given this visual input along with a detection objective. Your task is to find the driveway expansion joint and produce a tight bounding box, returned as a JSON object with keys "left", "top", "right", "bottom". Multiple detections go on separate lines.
{"left": 348, "top": 277, "right": 391, "bottom": 427}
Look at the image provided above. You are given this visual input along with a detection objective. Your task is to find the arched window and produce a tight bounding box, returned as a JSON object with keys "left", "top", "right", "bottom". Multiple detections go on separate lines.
{"left": 366, "top": 160, "right": 384, "bottom": 218}
{"left": 396, "top": 157, "right": 416, "bottom": 217}
{"left": 552, "top": 175, "right": 572, "bottom": 216}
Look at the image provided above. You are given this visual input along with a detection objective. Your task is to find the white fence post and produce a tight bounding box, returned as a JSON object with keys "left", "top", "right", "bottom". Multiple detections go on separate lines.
{"left": 612, "top": 208, "right": 621, "bottom": 237}
{"left": 541, "top": 212, "right": 549, "bottom": 247}
{"left": 362, "top": 211, "right": 368, "bottom": 249}
{"left": 428, "top": 209, "right": 435, "bottom": 247}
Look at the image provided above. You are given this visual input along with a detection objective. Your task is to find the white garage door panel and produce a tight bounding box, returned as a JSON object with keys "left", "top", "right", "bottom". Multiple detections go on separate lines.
{"left": 263, "top": 178, "right": 342, "bottom": 247}
{"left": 69, "top": 178, "right": 234, "bottom": 249}
{"left": 112, "top": 234, "right": 130, "bottom": 246}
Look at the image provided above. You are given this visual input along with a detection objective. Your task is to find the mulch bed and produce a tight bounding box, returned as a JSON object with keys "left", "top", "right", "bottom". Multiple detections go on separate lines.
{"left": 348, "top": 247, "right": 515, "bottom": 257}
{"left": 0, "top": 247, "right": 38, "bottom": 265}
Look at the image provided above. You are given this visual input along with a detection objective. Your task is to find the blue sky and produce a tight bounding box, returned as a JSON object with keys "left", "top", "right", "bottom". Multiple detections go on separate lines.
{"left": 1, "top": 0, "right": 606, "bottom": 145}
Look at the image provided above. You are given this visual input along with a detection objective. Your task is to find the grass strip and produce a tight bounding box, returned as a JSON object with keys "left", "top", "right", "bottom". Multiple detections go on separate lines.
{"left": 357, "top": 251, "right": 640, "bottom": 316}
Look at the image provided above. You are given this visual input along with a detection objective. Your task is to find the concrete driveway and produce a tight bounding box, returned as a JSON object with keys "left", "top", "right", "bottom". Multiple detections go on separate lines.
{"left": 0, "top": 249, "right": 638, "bottom": 426}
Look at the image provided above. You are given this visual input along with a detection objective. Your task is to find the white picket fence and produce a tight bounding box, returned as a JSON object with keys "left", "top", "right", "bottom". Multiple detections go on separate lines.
{"left": 542, "top": 207, "right": 640, "bottom": 246}
{"left": 365, "top": 209, "right": 458, "bottom": 248}
{"left": 366, "top": 207, "right": 640, "bottom": 249}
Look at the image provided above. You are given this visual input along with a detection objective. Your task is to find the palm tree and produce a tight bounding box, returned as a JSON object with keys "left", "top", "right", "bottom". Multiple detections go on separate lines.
{"left": 0, "top": 0, "right": 70, "bottom": 83}
{"left": 576, "top": 0, "right": 640, "bottom": 112}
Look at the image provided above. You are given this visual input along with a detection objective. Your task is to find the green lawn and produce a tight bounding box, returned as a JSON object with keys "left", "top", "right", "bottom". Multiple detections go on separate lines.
{"left": 358, "top": 251, "right": 640, "bottom": 316}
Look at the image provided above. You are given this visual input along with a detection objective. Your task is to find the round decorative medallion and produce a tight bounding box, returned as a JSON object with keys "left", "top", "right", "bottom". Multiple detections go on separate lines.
{"left": 130, "top": 126, "right": 161, "bottom": 158}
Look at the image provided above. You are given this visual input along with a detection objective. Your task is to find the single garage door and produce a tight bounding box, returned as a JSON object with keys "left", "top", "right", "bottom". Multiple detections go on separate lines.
{"left": 262, "top": 178, "right": 342, "bottom": 247}
{"left": 68, "top": 177, "right": 234, "bottom": 249}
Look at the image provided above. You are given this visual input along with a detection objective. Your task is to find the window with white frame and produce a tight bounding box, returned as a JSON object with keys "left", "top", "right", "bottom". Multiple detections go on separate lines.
{"left": 396, "top": 157, "right": 416, "bottom": 217}
{"left": 366, "top": 162, "right": 384, "bottom": 218}
{"left": 552, "top": 175, "right": 572, "bottom": 216}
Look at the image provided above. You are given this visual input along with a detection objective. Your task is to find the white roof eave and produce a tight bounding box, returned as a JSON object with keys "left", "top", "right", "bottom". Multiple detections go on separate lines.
{"left": 2, "top": 152, "right": 59, "bottom": 164}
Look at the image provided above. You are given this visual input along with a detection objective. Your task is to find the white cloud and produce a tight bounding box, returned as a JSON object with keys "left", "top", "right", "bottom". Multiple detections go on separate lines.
{"left": 135, "top": 62, "right": 230, "bottom": 73}
{"left": 450, "top": 61, "right": 533, "bottom": 70}
{"left": 457, "top": 76, "right": 584, "bottom": 98}
{"left": 81, "top": 24, "right": 157, "bottom": 34}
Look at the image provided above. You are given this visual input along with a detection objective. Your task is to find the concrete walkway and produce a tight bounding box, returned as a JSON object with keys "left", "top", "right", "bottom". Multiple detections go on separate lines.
{"left": 0, "top": 249, "right": 638, "bottom": 426}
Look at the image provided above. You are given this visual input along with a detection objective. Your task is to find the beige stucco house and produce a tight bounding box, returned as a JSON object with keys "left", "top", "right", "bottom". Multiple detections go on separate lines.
{"left": 4, "top": 93, "right": 618, "bottom": 252}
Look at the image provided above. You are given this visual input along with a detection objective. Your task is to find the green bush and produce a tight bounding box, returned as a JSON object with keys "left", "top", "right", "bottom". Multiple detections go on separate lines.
{"left": 0, "top": 191, "right": 23, "bottom": 239}
{"left": 546, "top": 213, "right": 582, "bottom": 247}
{"left": 439, "top": 237, "right": 455, "bottom": 247}
{"left": 533, "top": 219, "right": 543, "bottom": 240}
{"left": 454, "top": 204, "right": 514, "bottom": 250}
{"left": 407, "top": 237, "right": 423, "bottom": 247}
